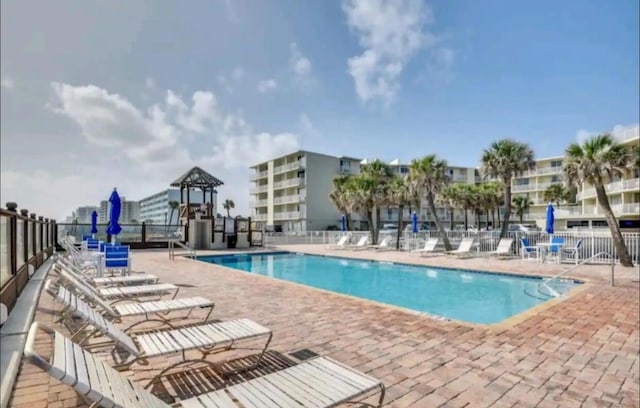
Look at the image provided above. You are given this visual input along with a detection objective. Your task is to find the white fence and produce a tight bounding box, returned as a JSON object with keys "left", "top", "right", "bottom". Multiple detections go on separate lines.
{"left": 263, "top": 230, "right": 640, "bottom": 264}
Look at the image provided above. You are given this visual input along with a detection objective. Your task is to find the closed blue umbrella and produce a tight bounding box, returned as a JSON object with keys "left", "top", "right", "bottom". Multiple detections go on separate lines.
{"left": 90, "top": 210, "right": 98, "bottom": 238}
{"left": 105, "top": 188, "right": 122, "bottom": 243}
{"left": 412, "top": 211, "right": 418, "bottom": 234}
{"left": 545, "top": 203, "right": 555, "bottom": 235}
{"left": 341, "top": 214, "right": 346, "bottom": 232}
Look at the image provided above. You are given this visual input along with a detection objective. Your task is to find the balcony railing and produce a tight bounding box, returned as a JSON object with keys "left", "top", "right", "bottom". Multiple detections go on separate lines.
{"left": 273, "top": 178, "right": 304, "bottom": 190}
{"left": 1, "top": 203, "right": 57, "bottom": 316}
{"left": 253, "top": 214, "right": 268, "bottom": 221}
{"left": 250, "top": 170, "right": 268, "bottom": 181}
{"left": 519, "top": 166, "right": 563, "bottom": 178}
{"left": 250, "top": 199, "right": 268, "bottom": 208}
{"left": 273, "top": 211, "right": 305, "bottom": 220}
{"left": 274, "top": 194, "right": 304, "bottom": 205}
{"left": 274, "top": 160, "right": 305, "bottom": 175}
{"left": 250, "top": 185, "right": 269, "bottom": 194}
{"left": 577, "top": 178, "right": 640, "bottom": 201}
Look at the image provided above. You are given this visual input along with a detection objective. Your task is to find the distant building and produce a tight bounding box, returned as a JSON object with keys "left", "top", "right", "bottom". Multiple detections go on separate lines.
{"left": 98, "top": 197, "right": 140, "bottom": 224}
{"left": 73, "top": 206, "right": 98, "bottom": 224}
{"left": 250, "top": 150, "right": 363, "bottom": 232}
{"left": 139, "top": 189, "right": 213, "bottom": 225}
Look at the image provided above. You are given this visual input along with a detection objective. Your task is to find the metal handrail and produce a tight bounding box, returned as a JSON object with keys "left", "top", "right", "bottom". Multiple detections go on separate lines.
{"left": 169, "top": 240, "right": 196, "bottom": 260}
{"left": 540, "top": 251, "right": 615, "bottom": 297}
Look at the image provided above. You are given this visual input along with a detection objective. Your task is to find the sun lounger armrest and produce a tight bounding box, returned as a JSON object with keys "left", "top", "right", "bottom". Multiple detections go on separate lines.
{"left": 24, "top": 323, "right": 54, "bottom": 373}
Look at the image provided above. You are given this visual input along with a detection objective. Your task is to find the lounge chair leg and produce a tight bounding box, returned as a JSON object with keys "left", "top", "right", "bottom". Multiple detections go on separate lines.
{"left": 123, "top": 319, "right": 175, "bottom": 334}
{"left": 223, "top": 332, "right": 273, "bottom": 376}
{"left": 143, "top": 359, "right": 220, "bottom": 389}
{"left": 202, "top": 305, "right": 215, "bottom": 322}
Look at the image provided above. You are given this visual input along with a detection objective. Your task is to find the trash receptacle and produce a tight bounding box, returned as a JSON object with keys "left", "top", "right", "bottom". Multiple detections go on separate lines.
{"left": 227, "top": 235, "right": 237, "bottom": 249}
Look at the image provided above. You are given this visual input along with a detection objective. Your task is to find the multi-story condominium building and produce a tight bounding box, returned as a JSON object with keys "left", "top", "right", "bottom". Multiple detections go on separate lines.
{"left": 98, "top": 197, "right": 140, "bottom": 224}
{"left": 139, "top": 189, "right": 212, "bottom": 225}
{"left": 513, "top": 125, "right": 640, "bottom": 230}
{"left": 250, "top": 151, "right": 362, "bottom": 232}
{"left": 73, "top": 206, "right": 99, "bottom": 224}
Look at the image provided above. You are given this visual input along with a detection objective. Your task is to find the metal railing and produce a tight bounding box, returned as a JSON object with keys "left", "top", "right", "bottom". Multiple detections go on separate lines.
{"left": 540, "top": 252, "right": 615, "bottom": 297}
{"left": 169, "top": 240, "right": 196, "bottom": 260}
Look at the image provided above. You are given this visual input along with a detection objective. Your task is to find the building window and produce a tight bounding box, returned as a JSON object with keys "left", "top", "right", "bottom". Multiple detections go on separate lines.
{"left": 551, "top": 175, "right": 561, "bottom": 183}
{"left": 551, "top": 160, "right": 563, "bottom": 168}
{"left": 516, "top": 179, "right": 530, "bottom": 186}
{"left": 566, "top": 220, "right": 589, "bottom": 228}
{"left": 591, "top": 220, "right": 608, "bottom": 228}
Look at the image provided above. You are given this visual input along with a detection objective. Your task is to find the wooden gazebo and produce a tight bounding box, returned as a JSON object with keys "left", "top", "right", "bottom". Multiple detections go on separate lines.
{"left": 170, "top": 166, "right": 224, "bottom": 221}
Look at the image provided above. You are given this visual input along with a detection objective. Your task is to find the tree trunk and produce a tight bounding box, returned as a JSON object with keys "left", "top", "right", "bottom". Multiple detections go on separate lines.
{"left": 346, "top": 212, "right": 352, "bottom": 231}
{"left": 396, "top": 204, "right": 404, "bottom": 250}
{"left": 491, "top": 209, "right": 495, "bottom": 229}
{"left": 519, "top": 212, "right": 524, "bottom": 224}
{"left": 427, "top": 192, "right": 452, "bottom": 251}
{"left": 464, "top": 208, "right": 468, "bottom": 230}
{"left": 449, "top": 207, "right": 454, "bottom": 230}
{"left": 374, "top": 207, "right": 381, "bottom": 245}
{"left": 500, "top": 183, "right": 512, "bottom": 238}
{"left": 485, "top": 210, "right": 490, "bottom": 230}
{"left": 595, "top": 185, "right": 634, "bottom": 266}
{"left": 366, "top": 210, "right": 375, "bottom": 245}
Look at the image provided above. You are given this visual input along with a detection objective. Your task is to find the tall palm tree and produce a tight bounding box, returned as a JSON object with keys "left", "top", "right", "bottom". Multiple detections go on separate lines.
{"left": 453, "top": 184, "right": 476, "bottom": 231}
{"left": 329, "top": 175, "right": 353, "bottom": 230}
{"left": 409, "top": 155, "right": 453, "bottom": 251}
{"left": 166, "top": 200, "right": 180, "bottom": 233}
{"left": 222, "top": 199, "right": 235, "bottom": 217}
{"left": 438, "top": 185, "right": 457, "bottom": 230}
{"left": 564, "top": 134, "right": 634, "bottom": 266}
{"left": 480, "top": 181, "right": 502, "bottom": 229}
{"left": 360, "top": 160, "right": 394, "bottom": 244}
{"left": 512, "top": 195, "right": 533, "bottom": 224}
{"left": 387, "top": 175, "right": 417, "bottom": 249}
{"left": 344, "top": 175, "right": 377, "bottom": 243}
{"left": 543, "top": 184, "right": 570, "bottom": 206}
{"left": 481, "top": 139, "right": 536, "bottom": 237}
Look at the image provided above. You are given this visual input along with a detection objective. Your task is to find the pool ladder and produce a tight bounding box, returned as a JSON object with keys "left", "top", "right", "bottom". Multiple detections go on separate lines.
{"left": 538, "top": 252, "right": 615, "bottom": 297}
{"left": 169, "top": 240, "right": 197, "bottom": 260}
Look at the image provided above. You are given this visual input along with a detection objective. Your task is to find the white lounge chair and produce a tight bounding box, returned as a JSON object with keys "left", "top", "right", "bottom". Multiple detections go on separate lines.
{"left": 411, "top": 238, "right": 440, "bottom": 256}
{"left": 56, "top": 258, "right": 158, "bottom": 286}
{"left": 24, "top": 322, "right": 386, "bottom": 408}
{"left": 326, "top": 234, "right": 350, "bottom": 249}
{"left": 369, "top": 235, "right": 394, "bottom": 251}
{"left": 488, "top": 238, "right": 514, "bottom": 258}
{"left": 347, "top": 235, "right": 370, "bottom": 250}
{"left": 46, "top": 278, "right": 215, "bottom": 325}
{"left": 445, "top": 237, "right": 476, "bottom": 258}
{"left": 48, "top": 290, "right": 272, "bottom": 373}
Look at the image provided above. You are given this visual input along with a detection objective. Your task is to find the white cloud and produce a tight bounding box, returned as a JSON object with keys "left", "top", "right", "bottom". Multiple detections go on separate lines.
{"left": 299, "top": 113, "right": 320, "bottom": 138}
{"left": 1, "top": 81, "right": 301, "bottom": 218}
{"left": 145, "top": 77, "right": 155, "bottom": 89}
{"left": 232, "top": 66, "right": 244, "bottom": 80}
{"left": 289, "top": 43, "right": 314, "bottom": 90}
{"left": 257, "top": 79, "right": 278, "bottom": 93}
{"left": 1, "top": 76, "right": 14, "bottom": 90}
{"left": 576, "top": 124, "right": 640, "bottom": 144}
{"left": 342, "top": 0, "right": 438, "bottom": 105}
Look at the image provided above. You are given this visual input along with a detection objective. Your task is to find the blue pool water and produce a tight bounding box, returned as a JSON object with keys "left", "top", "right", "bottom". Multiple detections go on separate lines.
{"left": 197, "top": 252, "right": 580, "bottom": 324}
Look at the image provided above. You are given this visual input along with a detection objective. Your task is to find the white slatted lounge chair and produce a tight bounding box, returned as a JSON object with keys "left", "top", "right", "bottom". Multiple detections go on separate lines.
{"left": 56, "top": 258, "right": 158, "bottom": 286}
{"left": 46, "top": 279, "right": 215, "bottom": 326}
{"left": 326, "top": 234, "right": 351, "bottom": 249}
{"left": 368, "top": 235, "right": 394, "bottom": 251}
{"left": 24, "top": 322, "right": 385, "bottom": 408}
{"left": 48, "top": 291, "right": 273, "bottom": 373}
{"left": 445, "top": 237, "right": 476, "bottom": 258}
{"left": 57, "top": 268, "right": 180, "bottom": 301}
{"left": 488, "top": 238, "right": 514, "bottom": 258}
{"left": 410, "top": 237, "right": 440, "bottom": 256}
{"left": 347, "top": 235, "right": 370, "bottom": 250}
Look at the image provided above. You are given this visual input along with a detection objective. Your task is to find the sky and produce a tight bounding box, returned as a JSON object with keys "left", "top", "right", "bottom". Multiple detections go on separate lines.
{"left": 1, "top": 0, "right": 638, "bottom": 221}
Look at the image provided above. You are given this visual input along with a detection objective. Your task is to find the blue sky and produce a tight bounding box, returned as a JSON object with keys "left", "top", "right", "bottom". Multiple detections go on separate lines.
{"left": 1, "top": 0, "right": 638, "bottom": 218}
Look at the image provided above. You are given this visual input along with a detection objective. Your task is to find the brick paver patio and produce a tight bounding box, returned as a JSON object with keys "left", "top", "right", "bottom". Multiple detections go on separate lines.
{"left": 8, "top": 247, "right": 640, "bottom": 407}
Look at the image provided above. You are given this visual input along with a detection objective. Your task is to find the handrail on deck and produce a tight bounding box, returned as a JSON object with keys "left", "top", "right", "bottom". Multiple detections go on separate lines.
{"left": 540, "top": 251, "right": 615, "bottom": 297}
{"left": 169, "top": 240, "right": 196, "bottom": 260}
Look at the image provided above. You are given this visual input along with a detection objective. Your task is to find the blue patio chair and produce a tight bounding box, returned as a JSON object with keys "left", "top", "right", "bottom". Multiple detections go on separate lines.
{"left": 86, "top": 239, "right": 100, "bottom": 251}
{"left": 99, "top": 241, "right": 119, "bottom": 252}
{"left": 561, "top": 239, "right": 583, "bottom": 264}
{"left": 104, "top": 245, "right": 131, "bottom": 275}
{"left": 82, "top": 235, "right": 92, "bottom": 241}
{"left": 520, "top": 238, "right": 539, "bottom": 261}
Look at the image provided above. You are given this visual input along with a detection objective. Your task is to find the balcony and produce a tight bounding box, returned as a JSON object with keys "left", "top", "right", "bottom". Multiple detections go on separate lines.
{"left": 512, "top": 184, "right": 536, "bottom": 192}
{"left": 250, "top": 199, "right": 268, "bottom": 208}
{"left": 273, "top": 211, "right": 305, "bottom": 220}
{"left": 273, "top": 178, "right": 304, "bottom": 190}
{"left": 250, "top": 170, "right": 268, "bottom": 181}
{"left": 613, "top": 203, "right": 640, "bottom": 215}
{"left": 250, "top": 185, "right": 268, "bottom": 194}
{"left": 273, "top": 194, "right": 304, "bottom": 205}
{"left": 520, "top": 166, "right": 563, "bottom": 178}
{"left": 274, "top": 160, "right": 305, "bottom": 175}
{"left": 576, "top": 178, "right": 640, "bottom": 201}
{"left": 253, "top": 214, "right": 267, "bottom": 221}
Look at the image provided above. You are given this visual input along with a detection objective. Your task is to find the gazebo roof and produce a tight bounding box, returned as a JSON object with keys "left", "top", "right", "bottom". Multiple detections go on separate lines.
{"left": 170, "top": 166, "right": 224, "bottom": 189}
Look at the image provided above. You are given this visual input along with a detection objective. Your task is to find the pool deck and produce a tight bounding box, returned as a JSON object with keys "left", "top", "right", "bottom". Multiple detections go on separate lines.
{"left": 8, "top": 246, "right": 640, "bottom": 407}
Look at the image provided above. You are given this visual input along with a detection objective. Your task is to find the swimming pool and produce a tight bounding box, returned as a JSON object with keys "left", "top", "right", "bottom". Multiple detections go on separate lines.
{"left": 197, "top": 252, "right": 580, "bottom": 324}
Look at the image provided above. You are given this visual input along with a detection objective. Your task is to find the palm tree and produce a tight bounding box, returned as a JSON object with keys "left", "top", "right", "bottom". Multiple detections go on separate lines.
{"left": 512, "top": 195, "right": 533, "bottom": 224}
{"left": 329, "top": 175, "right": 353, "bottom": 230}
{"left": 387, "top": 175, "right": 418, "bottom": 249}
{"left": 166, "top": 200, "right": 180, "bottom": 233}
{"left": 480, "top": 181, "right": 502, "bottom": 229}
{"left": 409, "top": 155, "right": 453, "bottom": 251}
{"left": 439, "top": 185, "right": 457, "bottom": 230}
{"left": 222, "top": 199, "right": 235, "bottom": 217}
{"left": 543, "top": 184, "right": 570, "bottom": 206}
{"left": 453, "top": 183, "right": 476, "bottom": 231}
{"left": 564, "top": 134, "right": 634, "bottom": 267}
{"left": 344, "top": 174, "right": 377, "bottom": 243}
{"left": 481, "top": 139, "right": 536, "bottom": 237}
{"left": 360, "top": 160, "right": 394, "bottom": 244}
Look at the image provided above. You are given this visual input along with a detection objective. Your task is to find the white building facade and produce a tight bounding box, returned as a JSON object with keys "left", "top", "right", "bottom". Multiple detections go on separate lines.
{"left": 139, "top": 189, "right": 213, "bottom": 225}
{"left": 98, "top": 197, "right": 140, "bottom": 224}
